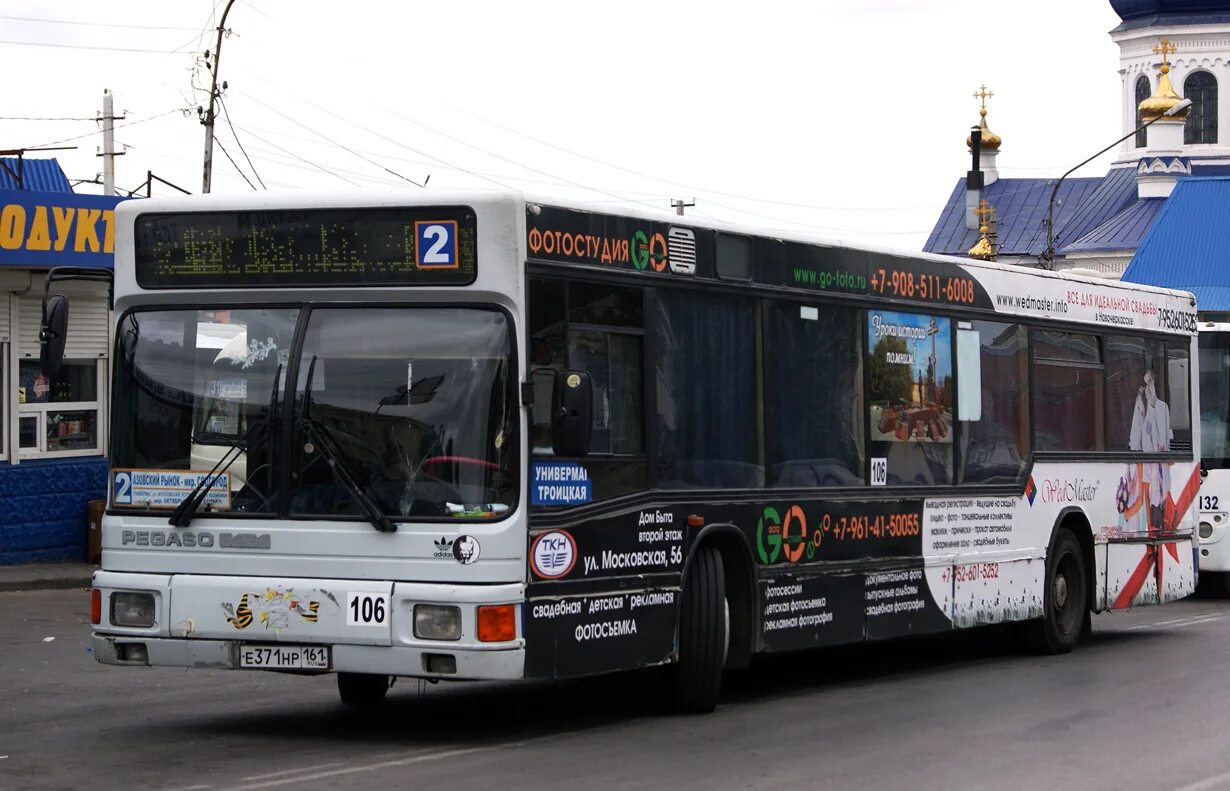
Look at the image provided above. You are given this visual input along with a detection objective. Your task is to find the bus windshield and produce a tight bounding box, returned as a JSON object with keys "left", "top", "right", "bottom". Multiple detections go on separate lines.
{"left": 1200, "top": 330, "right": 1230, "bottom": 468}
{"left": 110, "top": 306, "right": 517, "bottom": 519}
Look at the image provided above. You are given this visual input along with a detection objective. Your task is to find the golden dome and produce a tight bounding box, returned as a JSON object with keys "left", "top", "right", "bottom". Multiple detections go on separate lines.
{"left": 969, "top": 200, "right": 996, "bottom": 260}
{"left": 967, "top": 111, "right": 1003, "bottom": 151}
{"left": 1139, "top": 38, "right": 1190, "bottom": 121}
{"left": 968, "top": 234, "right": 994, "bottom": 260}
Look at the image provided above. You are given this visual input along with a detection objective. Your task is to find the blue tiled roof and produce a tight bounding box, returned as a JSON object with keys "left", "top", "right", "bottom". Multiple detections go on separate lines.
{"left": 1122, "top": 177, "right": 1230, "bottom": 311}
{"left": 0, "top": 158, "right": 71, "bottom": 192}
{"left": 1061, "top": 198, "right": 1165, "bottom": 253}
{"left": 923, "top": 176, "right": 1102, "bottom": 258}
{"left": 1052, "top": 166, "right": 1139, "bottom": 254}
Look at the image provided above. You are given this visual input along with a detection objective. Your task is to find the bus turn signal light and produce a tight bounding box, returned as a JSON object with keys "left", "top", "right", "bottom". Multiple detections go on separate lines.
{"left": 477, "top": 605, "right": 516, "bottom": 642}
{"left": 90, "top": 589, "right": 101, "bottom": 625}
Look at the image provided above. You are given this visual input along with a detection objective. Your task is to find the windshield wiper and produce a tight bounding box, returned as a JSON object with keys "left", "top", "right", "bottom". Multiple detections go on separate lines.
{"left": 299, "top": 355, "right": 395, "bottom": 533}
{"left": 169, "top": 422, "right": 267, "bottom": 527}
{"left": 171, "top": 363, "right": 282, "bottom": 528}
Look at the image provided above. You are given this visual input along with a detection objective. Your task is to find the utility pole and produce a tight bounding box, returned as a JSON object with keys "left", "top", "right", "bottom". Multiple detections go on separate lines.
{"left": 671, "top": 198, "right": 695, "bottom": 216}
{"left": 98, "top": 89, "right": 125, "bottom": 196}
{"left": 200, "top": 0, "right": 237, "bottom": 194}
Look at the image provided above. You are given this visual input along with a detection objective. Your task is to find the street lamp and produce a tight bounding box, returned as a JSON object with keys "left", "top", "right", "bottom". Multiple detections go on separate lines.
{"left": 1042, "top": 97, "right": 1192, "bottom": 268}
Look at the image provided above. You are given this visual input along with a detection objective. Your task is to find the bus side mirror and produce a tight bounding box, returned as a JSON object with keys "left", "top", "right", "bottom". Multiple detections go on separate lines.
{"left": 551, "top": 369, "right": 592, "bottom": 458}
{"left": 40, "top": 294, "right": 69, "bottom": 380}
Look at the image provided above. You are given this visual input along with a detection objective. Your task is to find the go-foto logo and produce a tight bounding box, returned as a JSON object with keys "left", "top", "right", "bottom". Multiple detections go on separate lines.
{"left": 756, "top": 505, "right": 811, "bottom": 564}
{"left": 756, "top": 507, "right": 783, "bottom": 564}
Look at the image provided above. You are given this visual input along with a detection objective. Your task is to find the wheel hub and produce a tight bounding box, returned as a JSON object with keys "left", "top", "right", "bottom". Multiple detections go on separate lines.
{"left": 1053, "top": 574, "right": 1068, "bottom": 610}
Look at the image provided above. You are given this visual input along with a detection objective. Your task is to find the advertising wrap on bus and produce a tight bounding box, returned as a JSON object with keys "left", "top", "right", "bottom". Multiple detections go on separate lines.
{"left": 525, "top": 205, "right": 1198, "bottom": 332}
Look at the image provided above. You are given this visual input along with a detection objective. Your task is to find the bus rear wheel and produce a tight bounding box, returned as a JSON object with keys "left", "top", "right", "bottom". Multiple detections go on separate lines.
{"left": 673, "top": 545, "right": 727, "bottom": 714}
{"left": 1025, "top": 528, "right": 1088, "bottom": 655}
{"left": 337, "top": 672, "right": 391, "bottom": 706}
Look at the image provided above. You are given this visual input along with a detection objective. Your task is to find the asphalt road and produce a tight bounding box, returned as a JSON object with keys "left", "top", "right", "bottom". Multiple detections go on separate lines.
{"left": 5, "top": 589, "right": 1230, "bottom": 791}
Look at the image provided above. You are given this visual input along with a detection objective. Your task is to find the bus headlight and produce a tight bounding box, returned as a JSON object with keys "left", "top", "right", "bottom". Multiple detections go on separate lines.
{"left": 414, "top": 605, "right": 461, "bottom": 640}
{"left": 1200, "top": 522, "right": 1214, "bottom": 539}
{"left": 110, "top": 592, "right": 156, "bottom": 628}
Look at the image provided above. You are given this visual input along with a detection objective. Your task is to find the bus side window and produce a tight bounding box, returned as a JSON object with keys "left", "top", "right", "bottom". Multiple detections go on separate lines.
{"left": 1167, "top": 340, "right": 1192, "bottom": 452}
{"left": 528, "top": 279, "right": 566, "bottom": 455}
{"left": 958, "top": 321, "right": 1029, "bottom": 484}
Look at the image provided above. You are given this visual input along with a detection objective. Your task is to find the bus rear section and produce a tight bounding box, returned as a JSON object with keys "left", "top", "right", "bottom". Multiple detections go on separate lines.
{"left": 1197, "top": 322, "right": 1230, "bottom": 593}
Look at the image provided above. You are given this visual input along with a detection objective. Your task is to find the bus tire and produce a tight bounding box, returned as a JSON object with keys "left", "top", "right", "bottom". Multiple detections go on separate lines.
{"left": 673, "top": 545, "right": 726, "bottom": 714}
{"left": 1025, "top": 528, "right": 1088, "bottom": 655}
{"left": 337, "top": 672, "right": 391, "bottom": 706}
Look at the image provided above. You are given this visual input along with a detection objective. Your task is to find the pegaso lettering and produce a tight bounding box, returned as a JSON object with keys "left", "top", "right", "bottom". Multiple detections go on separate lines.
{"left": 120, "top": 530, "right": 271, "bottom": 550}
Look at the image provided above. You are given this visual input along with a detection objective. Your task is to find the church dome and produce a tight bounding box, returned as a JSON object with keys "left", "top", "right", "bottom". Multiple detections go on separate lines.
{"left": 1111, "top": 0, "right": 1230, "bottom": 20}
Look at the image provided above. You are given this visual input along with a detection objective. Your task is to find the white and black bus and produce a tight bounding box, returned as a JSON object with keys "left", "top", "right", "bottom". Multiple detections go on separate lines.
{"left": 54, "top": 191, "right": 1199, "bottom": 713}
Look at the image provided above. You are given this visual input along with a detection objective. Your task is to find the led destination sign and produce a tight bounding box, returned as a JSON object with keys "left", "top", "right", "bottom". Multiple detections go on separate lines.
{"left": 134, "top": 205, "right": 477, "bottom": 288}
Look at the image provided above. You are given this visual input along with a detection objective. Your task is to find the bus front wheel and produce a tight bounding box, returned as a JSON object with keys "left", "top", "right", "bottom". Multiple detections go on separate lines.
{"left": 1025, "top": 528, "right": 1088, "bottom": 655}
{"left": 673, "top": 545, "right": 727, "bottom": 714}
{"left": 337, "top": 672, "right": 391, "bottom": 706}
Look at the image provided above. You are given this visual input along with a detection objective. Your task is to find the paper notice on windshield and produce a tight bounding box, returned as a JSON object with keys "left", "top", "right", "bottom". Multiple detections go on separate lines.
{"left": 112, "top": 469, "right": 232, "bottom": 510}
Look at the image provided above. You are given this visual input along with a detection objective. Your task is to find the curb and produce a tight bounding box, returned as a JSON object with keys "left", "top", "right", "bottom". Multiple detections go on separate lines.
{"left": 0, "top": 567, "right": 96, "bottom": 593}
{"left": 0, "top": 576, "right": 94, "bottom": 593}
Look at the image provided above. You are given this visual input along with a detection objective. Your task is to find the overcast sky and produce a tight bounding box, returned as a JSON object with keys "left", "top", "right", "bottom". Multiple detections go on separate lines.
{"left": 0, "top": 0, "right": 1127, "bottom": 251}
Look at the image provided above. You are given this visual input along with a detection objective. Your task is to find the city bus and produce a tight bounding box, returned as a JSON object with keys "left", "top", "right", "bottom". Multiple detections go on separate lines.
{"left": 1197, "top": 322, "right": 1230, "bottom": 594}
{"left": 48, "top": 191, "right": 1201, "bottom": 713}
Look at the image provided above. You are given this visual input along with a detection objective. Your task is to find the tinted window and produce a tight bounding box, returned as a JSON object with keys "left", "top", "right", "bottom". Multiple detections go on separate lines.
{"left": 1033, "top": 330, "right": 1104, "bottom": 452}
{"left": 1167, "top": 340, "right": 1192, "bottom": 451}
{"left": 569, "top": 282, "right": 642, "bottom": 327}
{"left": 958, "top": 322, "right": 1029, "bottom": 484}
{"left": 527, "top": 278, "right": 648, "bottom": 501}
{"left": 766, "top": 303, "right": 863, "bottom": 486}
{"left": 654, "top": 290, "right": 762, "bottom": 488}
{"left": 1199, "top": 332, "right": 1230, "bottom": 466}
{"left": 717, "top": 234, "right": 752, "bottom": 281}
{"left": 528, "top": 279, "right": 565, "bottom": 454}
{"left": 569, "top": 330, "right": 643, "bottom": 454}
{"left": 1105, "top": 335, "right": 1164, "bottom": 452}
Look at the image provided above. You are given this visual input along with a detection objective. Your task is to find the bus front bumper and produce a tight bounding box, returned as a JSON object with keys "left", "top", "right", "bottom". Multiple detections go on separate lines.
{"left": 90, "top": 570, "right": 526, "bottom": 681}
{"left": 91, "top": 634, "right": 525, "bottom": 680}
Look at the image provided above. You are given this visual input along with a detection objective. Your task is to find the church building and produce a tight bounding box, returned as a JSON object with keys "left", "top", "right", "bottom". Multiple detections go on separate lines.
{"left": 924, "top": 1, "right": 1228, "bottom": 277}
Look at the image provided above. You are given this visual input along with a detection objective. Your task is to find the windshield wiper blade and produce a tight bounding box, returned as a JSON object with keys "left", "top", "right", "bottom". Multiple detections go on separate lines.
{"left": 169, "top": 423, "right": 265, "bottom": 527}
{"left": 299, "top": 418, "right": 395, "bottom": 533}
{"left": 172, "top": 364, "right": 281, "bottom": 528}
{"left": 300, "top": 355, "right": 395, "bottom": 533}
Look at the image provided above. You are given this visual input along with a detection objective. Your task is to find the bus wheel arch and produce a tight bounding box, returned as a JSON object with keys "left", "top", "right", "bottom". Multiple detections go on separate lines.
{"left": 685, "top": 524, "right": 755, "bottom": 671}
{"left": 1026, "top": 509, "right": 1093, "bottom": 653}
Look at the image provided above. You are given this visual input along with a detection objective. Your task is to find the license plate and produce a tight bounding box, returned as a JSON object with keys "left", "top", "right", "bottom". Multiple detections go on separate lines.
{"left": 239, "top": 644, "right": 330, "bottom": 670}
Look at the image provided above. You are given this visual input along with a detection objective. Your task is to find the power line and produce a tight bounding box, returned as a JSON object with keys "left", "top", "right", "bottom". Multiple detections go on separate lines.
{"left": 31, "top": 108, "right": 188, "bottom": 148}
{"left": 214, "top": 137, "right": 257, "bottom": 190}
{"left": 0, "top": 115, "right": 99, "bottom": 122}
{"left": 218, "top": 94, "right": 265, "bottom": 188}
{"left": 0, "top": 14, "right": 198, "bottom": 31}
{"left": 237, "top": 126, "right": 361, "bottom": 187}
{"left": 0, "top": 39, "right": 181, "bottom": 53}
{"left": 446, "top": 103, "right": 941, "bottom": 212}
{"left": 237, "top": 92, "right": 426, "bottom": 187}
